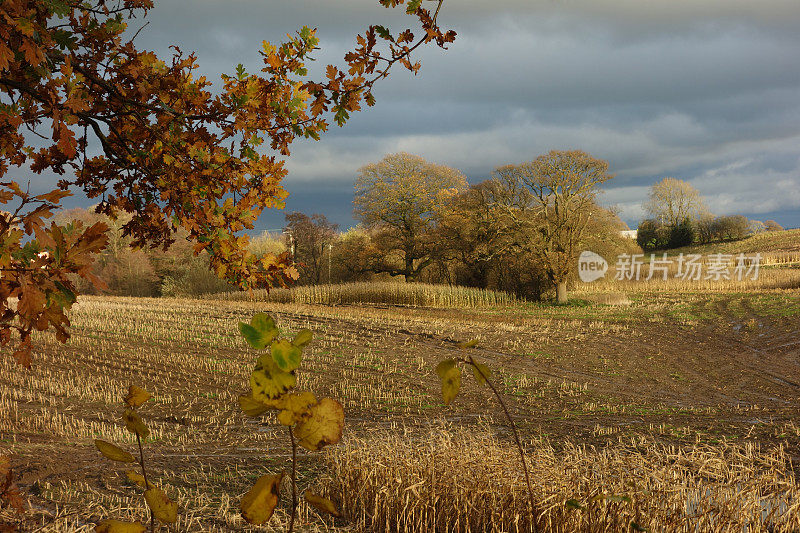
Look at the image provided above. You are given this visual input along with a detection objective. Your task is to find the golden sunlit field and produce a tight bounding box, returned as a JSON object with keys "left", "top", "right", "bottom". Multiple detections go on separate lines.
{"left": 3, "top": 268, "right": 800, "bottom": 531}
{"left": 4, "top": 0, "right": 800, "bottom": 530}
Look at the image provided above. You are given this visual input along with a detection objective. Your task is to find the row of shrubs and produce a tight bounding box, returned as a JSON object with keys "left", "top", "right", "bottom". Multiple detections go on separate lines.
{"left": 59, "top": 206, "right": 640, "bottom": 300}
{"left": 637, "top": 215, "right": 782, "bottom": 251}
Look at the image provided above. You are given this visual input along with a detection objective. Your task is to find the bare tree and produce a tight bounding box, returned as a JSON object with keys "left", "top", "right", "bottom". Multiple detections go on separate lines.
{"left": 497, "top": 150, "right": 613, "bottom": 303}
{"left": 645, "top": 178, "right": 707, "bottom": 226}
{"left": 284, "top": 212, "right": 338, "bottom": 285}
{"left": 353, "top": 153, "right": 467, "bottom": 281}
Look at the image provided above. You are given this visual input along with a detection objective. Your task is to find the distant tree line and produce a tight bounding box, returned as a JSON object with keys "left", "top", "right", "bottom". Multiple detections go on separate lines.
{"left": 55, "top": 150, "right": 643, "bottom": 302}
{"left": 54, "top": 208, "right": 236, "bottom": 298}
{"left": 636, "top": 178, "right": 784, "bottom": 251}
{"left": 283, "top": 151, "right": 637, "bottom": 302}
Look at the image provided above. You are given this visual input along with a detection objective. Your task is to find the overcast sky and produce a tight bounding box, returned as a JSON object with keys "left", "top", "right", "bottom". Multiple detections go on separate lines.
{"left": 49, "top": 0, "right": 800, "bottom": 229}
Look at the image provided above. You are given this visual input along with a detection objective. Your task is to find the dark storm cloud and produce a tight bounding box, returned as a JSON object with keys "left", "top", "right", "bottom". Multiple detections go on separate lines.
{"left": 23, "top": 1, "right": 800, "bottom": 228}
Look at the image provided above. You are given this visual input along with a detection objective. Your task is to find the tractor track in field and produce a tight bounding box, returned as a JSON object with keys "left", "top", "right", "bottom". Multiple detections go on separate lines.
{"left": 268, "top": 297, "right": 800, "bottom": 414}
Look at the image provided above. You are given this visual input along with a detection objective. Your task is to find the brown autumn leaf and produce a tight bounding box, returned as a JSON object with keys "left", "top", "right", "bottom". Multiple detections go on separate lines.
{"left": 122, "top": 410, "right": 150, "bottom": 439}
{"left": 0, "top": 455, "right": 26, "bottom": 515}
{"left": 435, "top": 359, "right": 461, "bottom": 405}
{"left": 294, "top": 398, "right": 344, "bottom": 451}
{"left": 124, "top": 385, "right": 151, "bottom": 408}
{"left": 238, "top": 393, "right": 271, "bottom": 417}
{"left": 124, "top": 470, "right": 154, "bottom": 489}
{"left": 304, "top": 490, "right": 341, "bottom": 517}
{"left": 0, "top": 0, "right": 455, "bottom": 365}
{"left": 470, "top": 360, "right": 491, "bottom": 386}
{"left": 276, "top": 391, "right": 317, "bottom": 426}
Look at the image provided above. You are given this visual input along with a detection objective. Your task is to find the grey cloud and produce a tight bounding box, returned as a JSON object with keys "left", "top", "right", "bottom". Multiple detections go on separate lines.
{"left": 14, "top": 0, "right": 800, "bottom": 230}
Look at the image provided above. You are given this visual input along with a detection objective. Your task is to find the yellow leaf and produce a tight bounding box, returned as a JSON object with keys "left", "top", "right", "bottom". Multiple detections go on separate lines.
{"left": 304, "top": 490, "right": 341, "bottom": 517}
{"left": 124, "top": 470, "right": 153, "bottom": 489}
{"left": 470, "top": 360, "right": 491, "bottom": 386}
{"left": 250, "top": 355, "right": 296, "bottom": 401}
{"left": 122, "top": 409, "right": 150, "bottom": 439}
{"left": 94, "top": 439, "right": 135, "bottom": 463}
{"left": 124, "top": 385, "right": 151, "bottom": 408}
{"left": 457, "top": 339, "right": 479, "bottom": 349}
{"left": 292, "top": 329, "right": 313, "bottom": 348}
{"left": 241, "top": 472, "right": 283, "bottom": 525}
{"left": 94, "top": 520, "right": 147, "bottom": 533}
{"left": 294, "top": 398, "right": 344, "bottom": 451}
{"left": 144, "top": 487, "right": 178, "bottom": 524}
{"left": 436, "top": 360, "right": 461, "bottom": 405}
{"left": 238, "top": 393, "right": 272, "bottom": 417}
{"left": 276, "top": 391, "right": 316, "bottom": 426}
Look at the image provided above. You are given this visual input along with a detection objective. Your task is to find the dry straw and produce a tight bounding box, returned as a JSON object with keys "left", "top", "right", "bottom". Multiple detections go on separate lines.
{"left": 320, "top": 426, "right": 800, "bottom": 532}
{"left": 213, "top": 282, "right": 519, "bottom": 308}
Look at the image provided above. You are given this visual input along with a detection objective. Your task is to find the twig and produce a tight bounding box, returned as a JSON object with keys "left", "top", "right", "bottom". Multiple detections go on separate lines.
{"left": 287, "top": 426, "right": 299, "bottom": 533}
{"left": 136, "top": 433, "right": 154, "bottom": 533}
{"left": 467, "top": 355, "right": 538, "bottom": 532}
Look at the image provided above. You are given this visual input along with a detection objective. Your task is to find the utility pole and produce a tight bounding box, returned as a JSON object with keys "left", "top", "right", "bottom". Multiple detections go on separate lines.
{"left": 328, "top": 242, "right": 332, "bottom": 284}
{"left": 283, "top": 230, "right": 294, "bottom": 259}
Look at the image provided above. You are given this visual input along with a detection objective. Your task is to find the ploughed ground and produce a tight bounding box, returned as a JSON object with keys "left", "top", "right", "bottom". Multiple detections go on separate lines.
{"left": 2, "top": 292, "right": 799, "bottom": 528}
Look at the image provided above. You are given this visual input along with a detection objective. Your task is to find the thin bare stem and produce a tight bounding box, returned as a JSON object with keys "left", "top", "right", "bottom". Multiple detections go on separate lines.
{"left": 288, "top": 426, "right": 299, "bottom": 533}
{"left": 467, "top": 355, "right": 537, "bottom": 533}
{"left": 136, "top": 432, "right": 155, "bottom": 533}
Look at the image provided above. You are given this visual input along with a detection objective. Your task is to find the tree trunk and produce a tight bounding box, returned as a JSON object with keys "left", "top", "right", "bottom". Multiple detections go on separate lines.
{"left": 404, "top": 255, "right": 414, "bottom": 282}
{"left": 556, "top": 281, "right": 567, "bottom": 304}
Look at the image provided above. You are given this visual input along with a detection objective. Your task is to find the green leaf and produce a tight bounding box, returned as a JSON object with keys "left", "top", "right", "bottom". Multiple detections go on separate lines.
{"left": 435, "top": 359, "right": 461, "bottom": 405}
{"left": 53, "top": 29, "right": 78, "bottom": 50}
{"left": 334, "top": 107, "right": 349, "bottom": 127}
{"left": 43, "top": 0, "right": 70, "bottom": 17}
{"left": 565, "top": 499, "right": 584, "bottom": 510}
{"left": 374, "top": 25, "right": 391, "bottom": 40}
{"left": 238, "top": 313, "right": 278, "bottom": 349}
{"left": 631, "top": 522, "right": 649, "bottom": 532}
{"left": 406, "top": 0, "right": 422, "bottom": 14}
{"left": 271, "top": 339, "right": 302, "bottom": 372}
{"left": 235, "top": 63, "right": 248, "bottom": 80}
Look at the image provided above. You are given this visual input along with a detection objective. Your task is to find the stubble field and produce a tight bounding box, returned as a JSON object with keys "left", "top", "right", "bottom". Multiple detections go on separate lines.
{"left": 2, "top": 284, "right": 800, "bottom": 531}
